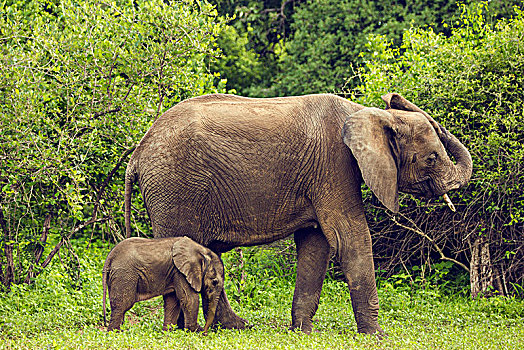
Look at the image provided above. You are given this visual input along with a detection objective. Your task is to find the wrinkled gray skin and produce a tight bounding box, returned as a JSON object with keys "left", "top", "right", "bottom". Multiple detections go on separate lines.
{"left": 124, "top": 93, "right": 472, "bottom": 335}
{"left": 102, "top": 236, "right": 224, "bottom": 333}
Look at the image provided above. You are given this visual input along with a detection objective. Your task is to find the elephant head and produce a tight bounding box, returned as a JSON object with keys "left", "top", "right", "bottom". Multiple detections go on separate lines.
{"left": 172, "top": 236, "right": 224, "bottom": 334}
{"left": 343, "top": 93, "right": 472, "bottom": 213}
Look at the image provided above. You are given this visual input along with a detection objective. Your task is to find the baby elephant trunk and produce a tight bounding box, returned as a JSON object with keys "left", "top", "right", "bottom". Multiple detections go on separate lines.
{"left": 202, "top": 296, "right": 219, "bottom": 335}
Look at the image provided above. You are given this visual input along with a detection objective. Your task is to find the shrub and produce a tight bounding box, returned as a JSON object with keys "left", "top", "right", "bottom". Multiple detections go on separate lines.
{"left": 352, "top": 3, "right": 524, "bottom": 296}
{"left": 0, "top": 0, "right": 225, "bottom": 291}
{"left": 271, "top": 0, "right": 522, "bottom": 96}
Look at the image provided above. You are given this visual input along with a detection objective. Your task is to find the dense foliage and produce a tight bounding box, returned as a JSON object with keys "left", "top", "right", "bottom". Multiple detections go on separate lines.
{"left": 274, "top": 0, "right": 464, "bottom": 96}
{"left": 211, "top": 0, "right": 522, "bottom": 96}
{"left": 0, "top": 0, "right": 225, "bottom": 291}
{"left": 209, "top": 0, "right": 294, "bottom": 96}
{"left": 1, "top": 0, "right": 523, "bottom": 345}
{"left": 354, "top": 3, "right": 524, "bottom": 296}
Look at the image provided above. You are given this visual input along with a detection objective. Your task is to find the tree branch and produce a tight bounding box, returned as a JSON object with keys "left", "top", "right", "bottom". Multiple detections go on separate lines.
{"left": 39, "top": 217, "right": 109, "bottom": 271}
{"left": 93, "top": 107, "right": 121, "bottom": 119}
{"left": 92, "top": 146, "right": 136, "bottom": 220}
{"left": 391, "top": 214, "right": 470, "bottom": 272}
{"left": 24, "top": 211, "right": 53, "bottom": 283}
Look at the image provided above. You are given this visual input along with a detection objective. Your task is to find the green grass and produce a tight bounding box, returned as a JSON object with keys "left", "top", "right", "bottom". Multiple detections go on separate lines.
{"left": 0, "top": 245, "right": 523, "bottom": 349}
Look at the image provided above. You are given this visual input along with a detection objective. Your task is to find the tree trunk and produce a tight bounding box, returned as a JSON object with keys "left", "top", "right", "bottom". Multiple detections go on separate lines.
{"left": 235, "top": 247, "right": 246, "bottom": 292}
{"left": 470, "top": 234, "right": 505, "bottom": 298}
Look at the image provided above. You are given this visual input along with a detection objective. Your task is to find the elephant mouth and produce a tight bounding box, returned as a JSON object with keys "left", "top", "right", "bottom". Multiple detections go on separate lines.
{"left": 401, "top": 177, "right": 434, "bottom": 198}
{"left": 403, "top": 177, "right": 449, "bottom": 199}
{"left": 403, "top": 178, "right": 458, "bottom": 212}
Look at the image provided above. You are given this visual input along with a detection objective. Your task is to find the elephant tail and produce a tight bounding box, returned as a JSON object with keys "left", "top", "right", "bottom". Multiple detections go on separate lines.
{"left": 102, "top": 261, "right": 109, "bottom": 327}
{"left": 124, "top": 160, "right": 138, "bottom": 238}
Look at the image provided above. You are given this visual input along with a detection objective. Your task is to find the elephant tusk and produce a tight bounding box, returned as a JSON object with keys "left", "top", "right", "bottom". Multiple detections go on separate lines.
{"left": 442, "top": 194, "right": 456, "bottom": 212}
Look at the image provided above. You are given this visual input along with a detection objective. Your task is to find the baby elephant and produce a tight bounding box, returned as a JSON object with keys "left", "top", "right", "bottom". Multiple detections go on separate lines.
{"left": 102, "top": 236, "right": 224, "bottom": 332}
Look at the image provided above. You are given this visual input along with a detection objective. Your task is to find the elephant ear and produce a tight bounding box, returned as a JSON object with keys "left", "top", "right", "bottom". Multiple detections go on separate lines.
{"left": 342, "top": 107, "right": 399, "bottom": 213}
{"left": 172, "top": 237, "right": 210, "bottom": 292}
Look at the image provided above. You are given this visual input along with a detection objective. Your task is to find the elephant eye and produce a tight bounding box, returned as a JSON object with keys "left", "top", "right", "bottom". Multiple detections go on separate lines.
{"left": 426, "top": 153, "right": 438, "bottom": 166}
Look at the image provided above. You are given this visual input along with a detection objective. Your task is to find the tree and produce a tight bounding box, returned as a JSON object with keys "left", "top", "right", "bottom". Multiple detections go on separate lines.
{"left": 209, "top": 0, "right": 304, "bottom": 96}
{"left": 0, "top": 0, "right": 225, "bottom": 291}
{"left": 210, "top": 0, "right": 523, "bottom": 97}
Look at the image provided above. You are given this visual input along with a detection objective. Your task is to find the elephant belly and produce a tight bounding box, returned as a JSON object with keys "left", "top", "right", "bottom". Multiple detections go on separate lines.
{"left": 147, "top": 182, "right": 318, "bottom": 252}
{"left": 204, "top": 205, "right": 319, "bottom": 252}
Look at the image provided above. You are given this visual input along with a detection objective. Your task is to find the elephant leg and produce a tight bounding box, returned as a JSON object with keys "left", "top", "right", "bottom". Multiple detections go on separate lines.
{"left": 162, "top": 292, "right": 181, "bottom": 331}
{"left": 291, "top": 227, "right": 330, "bottom": 333}
{"left": 176, "top": 307, "right": 185, "bottom": 330}
{"left": 107, "top": 277, "right": 137, "bottom": 331}
{"left": 318, "top": 210, "right": 384, "bottom": 335}
{"left": 178, "top": 291, "right": 201, "bottom": 331}
{"left": 342, "top": 231, "right": 383, "bottom": 335}
{"left": 107, "top": 303, "right": 129, "bottom": 332}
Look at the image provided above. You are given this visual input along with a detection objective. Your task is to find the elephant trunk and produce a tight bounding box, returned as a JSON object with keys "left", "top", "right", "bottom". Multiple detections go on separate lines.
{"left": 438, "top": 127, "right": 473, "bottom": 189}
{"left": 202, "top": 296, "right": 219, "bottom": 335}
{"left": 434, "top": 126, "right": 472, "bottom": 212}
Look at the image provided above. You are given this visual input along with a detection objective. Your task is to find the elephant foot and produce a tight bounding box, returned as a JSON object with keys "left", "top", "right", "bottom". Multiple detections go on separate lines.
{"left": 289, "top": 320, "right": 314, "bottom": 334}
{"left": 192, "top": 325, "right": 205, "bottom": 333}
{"left": 214, "top": 313, "right": 249, "bottom": 330}
{"left": 358, "top": 324, "right": 386, "bottom": 338}
{"left": 106, "top": 325, "right": 122, "bottom": 333}
{"left": 355, "top": 313, "right": 385, "bottom": 337}
{"left": 360, "top": 326, "right": 387, "bottom": 341}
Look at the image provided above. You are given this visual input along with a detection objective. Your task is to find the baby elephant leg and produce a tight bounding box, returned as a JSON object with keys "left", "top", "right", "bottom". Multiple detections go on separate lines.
{"left": 178, "top": 291, "right": 201, "bottom": 331}
{"left": 163, "top": 292, "right": 181, "bottom": 331}
{"left": 176, "top": 309, "right": 185, "bottom": 329}
{"left": 107, "top": 277, "right": 138, "bottom": 331}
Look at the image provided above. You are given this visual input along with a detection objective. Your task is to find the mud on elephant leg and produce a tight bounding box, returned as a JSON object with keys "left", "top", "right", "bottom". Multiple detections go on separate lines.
{"left": 345, "top": 252, "right": 383, "bottom": 335}
{"left": 291, "top": 227, "right": 331, "bottom": 333}
{"left": 344, "top": 248, "right": 383, "bottom": 335}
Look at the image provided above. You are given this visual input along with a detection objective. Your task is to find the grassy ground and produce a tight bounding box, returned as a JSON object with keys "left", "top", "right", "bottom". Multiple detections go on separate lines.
{"left": 0, "top": 244, "right": 522, "bottom": 349}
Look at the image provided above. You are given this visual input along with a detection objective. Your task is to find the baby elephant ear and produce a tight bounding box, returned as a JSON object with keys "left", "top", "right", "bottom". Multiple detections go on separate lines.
{"left": 342, "top": 107, "right": 399, "bottom": 213}
{"left": 172, "top": 237, "right": 209, "bottom": 292}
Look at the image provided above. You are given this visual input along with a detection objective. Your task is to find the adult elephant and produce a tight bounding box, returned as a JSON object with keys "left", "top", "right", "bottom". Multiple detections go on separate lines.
{"left": 124, "top": 93, "right": 472, "bottom": 335}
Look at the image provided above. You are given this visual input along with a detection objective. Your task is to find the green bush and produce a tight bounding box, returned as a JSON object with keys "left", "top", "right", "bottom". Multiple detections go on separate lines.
{"left": 274, "top": 0, "right": 465, "bottom": 96}
{"left": 222, "top": 241, "right": 296, "bottom": 309}
{"left": 353, "top": 3, "right": 524, "bottom": 295}
{"left": 210, "top": 0, "right": 522, "bottom": 96}
{"left": 246, "top": 0, "right": 522, "bottom": 96}
{"left": 208, "top": 0, "right": 291, "bottom": 96}
{"left": 0, "top": 0, "right": 225, "bottom": 291}
{"left": 0, "top": 242, "right": 109, "bottom": 337}
{"left": 210, "top": 23, "right": 264, "bottom": 95}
